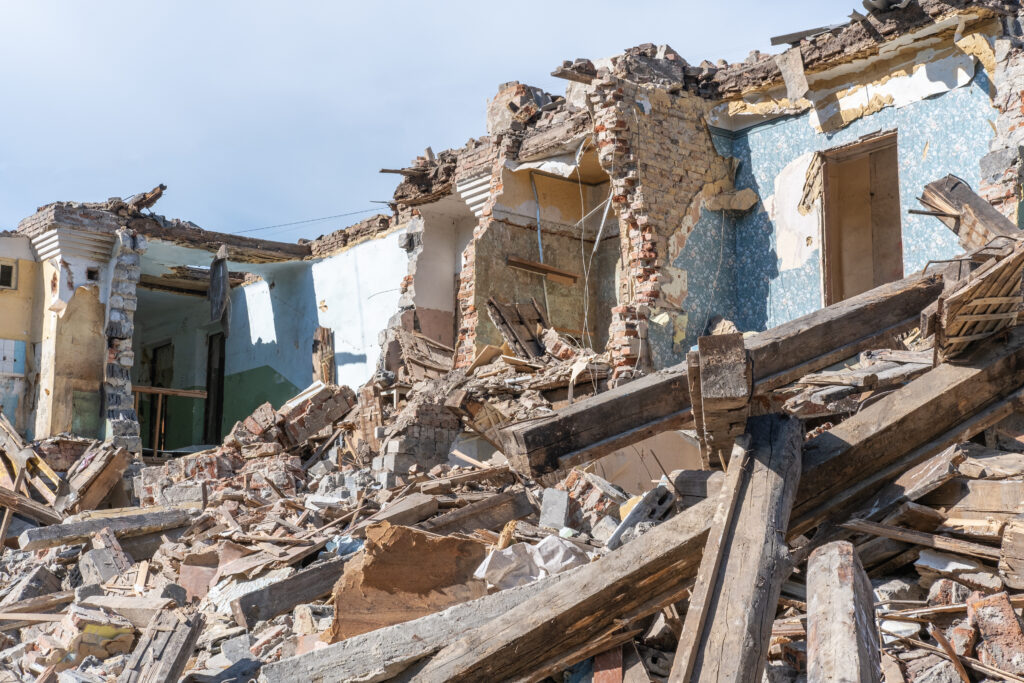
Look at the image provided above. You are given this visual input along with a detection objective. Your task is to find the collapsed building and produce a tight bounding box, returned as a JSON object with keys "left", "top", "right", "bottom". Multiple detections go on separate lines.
{"left": 3, "top": 0, "right": 1024, "bottom": 681}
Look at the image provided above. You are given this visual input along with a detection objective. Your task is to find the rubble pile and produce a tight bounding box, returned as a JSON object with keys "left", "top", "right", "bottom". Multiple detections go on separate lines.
{"left": 7, "top": 178, "right": 1024, "bottom": 682}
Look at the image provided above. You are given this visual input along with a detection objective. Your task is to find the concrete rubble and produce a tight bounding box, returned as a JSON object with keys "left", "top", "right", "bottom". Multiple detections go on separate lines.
{"left": 8, "top": 1, "right": 1024, "bottom": 681}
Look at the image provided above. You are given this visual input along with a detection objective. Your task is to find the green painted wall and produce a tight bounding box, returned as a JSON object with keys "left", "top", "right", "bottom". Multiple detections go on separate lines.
{"left": 222, "top": 365, "right": 300, "bottom": 434}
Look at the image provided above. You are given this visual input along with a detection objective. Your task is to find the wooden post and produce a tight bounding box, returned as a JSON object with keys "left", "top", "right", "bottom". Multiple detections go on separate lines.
{"left": 696, "top": 333, "right": 751, "bottom": 468}
{"left": 152, "top": 393, "right": 163, "bottom": 455}
{"left": 0, "top": 469, "right": 26, "bottom": 556}
{"left": 670, "top": 415, "right": 801, "bottom": 682}
{"left": 806, "top": 541, "right": 880, "bottom": 682}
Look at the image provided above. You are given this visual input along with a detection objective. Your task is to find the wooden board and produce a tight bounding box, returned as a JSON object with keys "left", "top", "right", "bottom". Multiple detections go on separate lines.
{"left": 19, "top": 508, "right": 192, "bottom": 551}
{"left": 231, "top": 556, "right": 346, "bottom": 629}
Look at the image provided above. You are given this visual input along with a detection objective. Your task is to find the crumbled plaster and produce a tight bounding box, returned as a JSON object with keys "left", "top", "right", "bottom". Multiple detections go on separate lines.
{"left": 765, "top": 152, "right": 821, "bottom": 272}
{"left": 809, "top": 49, "right": 978, "bottom": 133}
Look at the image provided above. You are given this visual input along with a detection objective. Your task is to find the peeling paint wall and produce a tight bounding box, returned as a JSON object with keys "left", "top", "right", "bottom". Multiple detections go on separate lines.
{"left": 0, "top": 235, "right": 40, "bottom": 434}
{"left": 727, "top": 66, "right": 995, "bottom": 332}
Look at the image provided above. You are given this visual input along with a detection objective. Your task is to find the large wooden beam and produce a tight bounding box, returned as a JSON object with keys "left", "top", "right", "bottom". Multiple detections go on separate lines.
{"left": 0, "top": 485, "right": 62, "bottom": 526}
{"left": 670, "top": 415, "right": 801, "bottom": 682}
{"left": 501, "top": 272, "right": 943, "bottom": 477}
{"left": 793, "top": 325, "right": 1024, "bottom": 537}
{"left": 18, "top": 509, "right": 192, "bottom": 551}
{"left": 806, "top": 541, "right": 881, "bottom": 682}
{"left": 920, "top": 174, "right": 1021, "bottom": 251}
{"left": 231, "top": 556, "right": 345, "bottom": 629}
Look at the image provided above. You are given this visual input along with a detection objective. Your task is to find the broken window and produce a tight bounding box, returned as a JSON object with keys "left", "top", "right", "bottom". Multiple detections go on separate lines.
{"left": 821, "top": 132, "right": 903, "bottom": 305}
{"left": 0, "top": 261, "right": 16, "bottom": 290}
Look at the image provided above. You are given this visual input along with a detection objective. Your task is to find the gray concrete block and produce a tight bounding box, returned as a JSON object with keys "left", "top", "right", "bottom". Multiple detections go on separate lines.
{"left": 79, "top": 548, "right": 122, "bottom": 585}
{"left": 539, "top": 488, "right": 570, "bottom": 531}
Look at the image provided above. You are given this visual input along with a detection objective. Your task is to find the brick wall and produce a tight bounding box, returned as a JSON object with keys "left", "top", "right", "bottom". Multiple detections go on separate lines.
{"left": 587, "top": 54, "right": 726, "bottom": 379}
{"left": 103, "top": 229, "right": 146, "bottom": 452}
{"left": 453, "top": 137, "right": 509, "bottom": 368}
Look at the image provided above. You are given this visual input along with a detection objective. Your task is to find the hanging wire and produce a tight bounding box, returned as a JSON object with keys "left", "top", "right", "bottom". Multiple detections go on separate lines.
{"left": 529, "top": 171, "right": 551, "bottom": 317}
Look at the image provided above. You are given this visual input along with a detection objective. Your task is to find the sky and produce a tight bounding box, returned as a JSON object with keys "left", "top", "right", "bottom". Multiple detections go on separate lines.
{"left": 0, "top": 1, "right": 860, "bottom": 242}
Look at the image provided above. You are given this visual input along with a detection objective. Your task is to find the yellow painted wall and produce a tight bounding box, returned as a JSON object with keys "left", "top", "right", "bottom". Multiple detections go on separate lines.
{"left": 0, "top": 258, "right": 39, "bottom": 343}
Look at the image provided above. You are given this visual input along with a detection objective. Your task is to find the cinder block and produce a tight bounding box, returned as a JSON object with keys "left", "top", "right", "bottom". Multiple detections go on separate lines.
{"left": 539, "top": 488, "right": 571, "bottom": 531}
{"left": 79, "top": 548, "right": 123, "bottom": 585}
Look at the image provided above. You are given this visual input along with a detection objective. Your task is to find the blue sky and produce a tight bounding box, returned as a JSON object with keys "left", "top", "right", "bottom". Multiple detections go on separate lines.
{"left": 0, "top": 1, "right": 859, "bottom": 241}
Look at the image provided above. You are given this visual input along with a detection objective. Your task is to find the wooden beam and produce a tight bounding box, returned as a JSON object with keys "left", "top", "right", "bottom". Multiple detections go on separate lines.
{"left": 231, "top": 556, "right": 346, "bottom": 629}
{"left": 119, "top": 609, "right": 204, "bottom": 683}
{"left": 500, "top": 272, "right": 943, "bottom": 477}
{"left": 0, "top": 484, "right": 62, "bottom": 526}
{"left": 792, "top": 325, "right": 1024, "bottom": 537}
{"left": 18, "top": 508, "right": 192, "bottom": 550}
{"left": 670, "top": 415, "right": 801, "bottom": 682}
{"left": 920, "top": 174, "right": 1021, "bottom": 251}
{"left": 806, "top": 541, "right": 881, "bottom": 682}
{"left": 506, "top": 256, "right": 580, "bottom": 285}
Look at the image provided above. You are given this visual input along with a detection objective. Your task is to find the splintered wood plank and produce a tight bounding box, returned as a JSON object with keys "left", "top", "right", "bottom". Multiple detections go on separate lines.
{"left": 0, "top": 485, "right": 62, "bottom": 526}
{"left": 119, "top": 609, "right": 204, "bottom": 683}
{"left": 841, "top": 518, "right": 1000, "bottom": 560}
{"left": 806, "top": 541, "right": 880, "bottom": 682}
{"left": 920, "top": 174, "right": 1021, "bottom": 251}
{"left": 670, "top": 415, "right": 801, "bottom": 682}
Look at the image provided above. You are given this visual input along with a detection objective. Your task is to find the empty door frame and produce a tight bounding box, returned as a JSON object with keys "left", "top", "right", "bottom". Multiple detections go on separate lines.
{"left": 820, "top": 131, "right": 903, "bottom": 306}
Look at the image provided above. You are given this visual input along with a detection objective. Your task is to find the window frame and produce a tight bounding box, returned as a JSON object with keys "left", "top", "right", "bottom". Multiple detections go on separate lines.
{"left": 0, "top": 259, "right": 17, "bottom": 291}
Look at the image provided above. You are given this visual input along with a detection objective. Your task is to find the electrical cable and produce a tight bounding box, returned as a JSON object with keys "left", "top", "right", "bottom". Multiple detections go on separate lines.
{"left": 233, "top": 208, "right": 381, "bottom": 235}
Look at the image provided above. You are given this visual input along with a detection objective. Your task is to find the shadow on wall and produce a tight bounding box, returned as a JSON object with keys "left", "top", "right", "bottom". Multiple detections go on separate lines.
{"left": 220, "top": 264, "right": 319, "bottom": 437}
{"left": 729, "top": 133, "right": 779, "bottom": 335}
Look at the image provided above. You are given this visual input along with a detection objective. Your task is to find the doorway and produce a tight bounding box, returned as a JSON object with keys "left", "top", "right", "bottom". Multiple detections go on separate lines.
{"left": 822, "top": 133, "right": 903, "bottom": 305}
{"left": 146, "top": 342, "right": 173, "bottom": 452}
{"left": 203, "top": 332, "right": 225, "bottom": 444}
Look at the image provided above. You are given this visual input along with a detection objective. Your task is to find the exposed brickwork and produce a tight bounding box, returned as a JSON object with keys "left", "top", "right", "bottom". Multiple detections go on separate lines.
{"left": 453, "top": 136, "right": 514, "bottom": 368}
{"left": 307, "top": 214, "right": 396, "bottom": 259}
{"left": 586, "top": 46, "right": 729, "bottom": 378}
{"left": 103, "top": 229, "right": 146, "bottom": 453}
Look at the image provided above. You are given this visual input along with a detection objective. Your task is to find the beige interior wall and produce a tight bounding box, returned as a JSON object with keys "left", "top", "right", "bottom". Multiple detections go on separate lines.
{"left": 825, "top": 141, "right": 903, "bottom": 303}
{"left": 36, "top": 275, "right": 107, "bottom": 438}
